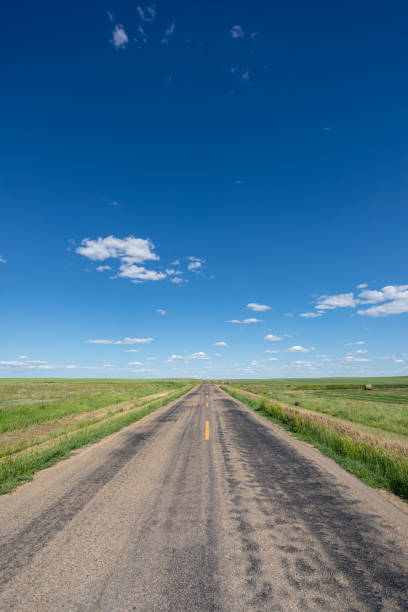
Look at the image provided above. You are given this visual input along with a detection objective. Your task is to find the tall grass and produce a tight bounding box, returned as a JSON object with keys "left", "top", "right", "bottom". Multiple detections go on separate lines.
{"left": 235, "top": 384, "right": 408, "bottom": 437}
{"left": 223, "top": 387, "right": 408, "bottom": 501}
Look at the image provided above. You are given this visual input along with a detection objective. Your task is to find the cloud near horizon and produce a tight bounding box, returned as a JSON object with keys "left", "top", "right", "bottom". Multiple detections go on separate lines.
{"left": 87, "top": 337, "right": 154, "bottom": 345}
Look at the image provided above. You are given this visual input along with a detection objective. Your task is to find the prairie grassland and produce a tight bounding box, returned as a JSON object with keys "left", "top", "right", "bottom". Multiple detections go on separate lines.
{"left": 221, "top": 378, "right": 408, "bottom": 501}
{"left": 0, "top": 378, "right": 189, "bottom": 433}
{"left": 0, "top": 379, "right": 195, "bottom": 494}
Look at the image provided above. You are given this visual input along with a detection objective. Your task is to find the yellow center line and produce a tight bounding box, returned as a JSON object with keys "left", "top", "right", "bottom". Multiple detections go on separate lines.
{"left": 205, "top": 420, "right": 210, "bottom": 440}
{"left": 206, "top": 401, "right": 208, "bottom": 407}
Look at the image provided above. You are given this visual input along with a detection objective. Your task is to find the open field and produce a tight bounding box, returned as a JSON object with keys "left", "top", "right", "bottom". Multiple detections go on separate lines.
{"left": 220, "top": 377, "right": 408, "bottom": 500}
{"left": 0, "top": 379, "right": 195, "bottom": 493}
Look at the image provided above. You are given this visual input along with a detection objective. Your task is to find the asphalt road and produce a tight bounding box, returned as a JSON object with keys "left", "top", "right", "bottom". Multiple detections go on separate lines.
{"left": 1, "top": 383, "right": 408, "bottom": 611}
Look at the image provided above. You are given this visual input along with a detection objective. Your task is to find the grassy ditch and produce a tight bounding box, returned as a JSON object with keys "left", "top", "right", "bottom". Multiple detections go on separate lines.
{"left": 0, "top": 384, "right": 194, "bottom": 495}
{"left": 222, "top": 386, "right": 408, "bottom": 502}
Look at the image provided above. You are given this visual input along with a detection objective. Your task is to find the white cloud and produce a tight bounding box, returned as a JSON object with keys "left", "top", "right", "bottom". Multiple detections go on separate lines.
{"left": 288, "top": 345, "right": 315, "bottom": 352}
{"left": 96, "top": 265, "right": 112, "bottom": 272}
{"left": 0, "top": 256, "right": 6, "bottom": 263}
{"left": 171, "top": 277, "right": 187, "bottom": 284}
{"left": 312, "top": 284, "right": 408, "bottom": 318}
{"left": 106, "top": 10, "right": 114, "bottom": 22}
{"left": 165, "top": 268, "right": 182, "bottom": 275}
{"left": 76, "top": 235, "right": 158, "bottom": 264}
{"left": 230, "top": 25, "right": 244, "bottom": 38}
{"left": 0, "top": 360, "right": 55, "bottom": 370}
{"left": 131, "top": 368, "right": 153, "bottom": 373}
{"left": 119, "top": 264, "right": 166, "bottom": 282}
{"left": 128, "top": 361, "right": 143, "bottom": 366}
{"left": 76, "top": 235, "right": 169, "bottom": 284}
{"left": 344, "top": 356, "right": 372, "bottom": 363}
{"left": 156, "top": 308, "right": 167, "bottom": 315}
{"left": 171, "top": 259, "right": 180, "bottom": 266}
{"left": 18, "top": 355, "right": 28, "bottom": 359}
{"left": 111, "top": 25, "right": 129, "bottom": 49}
{"left": 125, "top": 349, "right": 138, "bottom": 353}
{"left": 283, "top": 313, "right": 294, "bottom": 317}
{"left": 187, "top": 256, "right": 205, "bottom": 273}
{"left": 247, "top": 303, "right": 270, "bottom": 312}
{"left": 213, "top": 341, "right": 227, "bottom": 346}
{"left": 241, "top": 71, "right": 250, "bottom": 81}
{"left": 168, "top": 351, "right": 210, "bottom": 362}
{"left": 357, "top": 285, "right": 408, "bottom": 317}
{"left": 265, "top": 349, "right": 280, "bottom": 353}
{"left": 345, "top": 341, "right": 365, "bottom": 346}
{"left": 228, "top": 318, "right": 262, "bottom": 324}
{"left": 264, "top": 334, "right": 282, "bottom": 341}
{"left": 161, "top": 22, "right": 175, "bottom": 44}
{"left": 87, "top": 337, "right": 153, "bottom": 345}
{"left": 316, "top": 293, "right": 356, "bottom": 310}
{"left": 300, "top": 312, "right": 322, "bottom": 318}
{"left": 137, "top": 5, "right": 156, "bottom": 22}
{"left": 357, "top": 283, "right": 368, "bottom": 289}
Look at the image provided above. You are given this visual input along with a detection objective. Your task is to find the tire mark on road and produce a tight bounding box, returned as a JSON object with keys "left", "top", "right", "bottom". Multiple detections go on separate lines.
{"left": 0, "top": 400, "right": 187, "bottom": 590}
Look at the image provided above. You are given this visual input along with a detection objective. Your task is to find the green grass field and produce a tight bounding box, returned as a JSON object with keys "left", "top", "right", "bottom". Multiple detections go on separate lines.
{"left": 0, "top": 378, "right": 190, "bottom": 433}
{"left": 220, "top": 377, "right": 408, "bottom": 501}
{"left": 0, "top": 378, "right": 195, "bottom": 494}
{"left": 227, "top": 377, "right": 408, "bottom": 437}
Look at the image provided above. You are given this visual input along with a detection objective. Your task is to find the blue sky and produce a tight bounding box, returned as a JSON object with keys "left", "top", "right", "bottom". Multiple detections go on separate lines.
{"left": 1, "top": 0, "right": 408, "bottom": 378}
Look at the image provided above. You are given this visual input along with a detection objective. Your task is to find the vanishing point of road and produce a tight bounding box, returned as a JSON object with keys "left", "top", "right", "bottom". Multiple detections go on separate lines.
{"left": 1, "top": 383, "right": 408, "bottom": 611}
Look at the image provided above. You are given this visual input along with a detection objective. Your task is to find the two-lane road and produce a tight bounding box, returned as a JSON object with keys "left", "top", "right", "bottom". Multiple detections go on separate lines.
{"left": 1, "top": 383, "right": 408, "bottom": 611}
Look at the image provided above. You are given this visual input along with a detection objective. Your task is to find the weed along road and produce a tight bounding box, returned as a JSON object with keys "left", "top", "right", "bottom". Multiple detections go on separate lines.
{"left": 1, "top": 384, "right": 408, "bottom": 611}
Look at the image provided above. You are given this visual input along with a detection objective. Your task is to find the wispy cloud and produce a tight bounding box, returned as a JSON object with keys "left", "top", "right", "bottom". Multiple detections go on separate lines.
{"left": 111, "top": 25, "right": 129, "bottom": 49}
{"left": 96, "top": 265, "right": 112, "bottom": 272}
{"left": 137, "top": 5, "right": 156, "bottom": 22}
{"left": 345, "top": 341, "right": 365, "bottom": 346}
{"left": 316, "top": 292, "right": 356, "bottom": 310}
{"left": 264, "top": 334, "right": 282, "bottom": 341}
{"left": 156, "top": 308, "right": 167, "bottom": 315}
{"left": 213, "top": 341, "right": 227, "bottom": 346}
{"left": 247, "top": 302, "right": 270, "bottom": 312}
{"left": 228, "top": 318, "right": 262, "bottom": 324}
{"left": 230, "top": 25, "right": 244, "bottom": 38}
{"left": 300, "top": 312, "right": 322, "bottom": 318}
{"left": 106, "top": 10, "right": 114, "bottom": 22}
{"left": 137, "top": 25, "right": 148, "bottom": 44}
{"left": 168, "top": 351, "right": 210, "bottom": 362}
{"left": 161, "top": 22, "right": 175, "bottom": 44}
{"left": 0, "top": 360, "right": 55, "bottom": 370}
{"left": 357, "top": 283, "right": 368, "bottom": 289}
{"left": 171, "top": 277, "right": 187, "bottom": 285}
{"left": 87, "top": 337, "right": 154, "bottom": 345}
{"left": 187, "top": 256, "right": 205, "bottom": 273}
{"left": 288, "top": 345, "right": 315, "bottom": 352}
{"left": 0, "top": 256, "right": 7, "bottom": 263}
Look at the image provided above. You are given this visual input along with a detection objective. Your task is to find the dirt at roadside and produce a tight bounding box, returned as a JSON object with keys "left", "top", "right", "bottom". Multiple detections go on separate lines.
{"left": 0, "top": 390, "right": 174, "bottom": 459}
